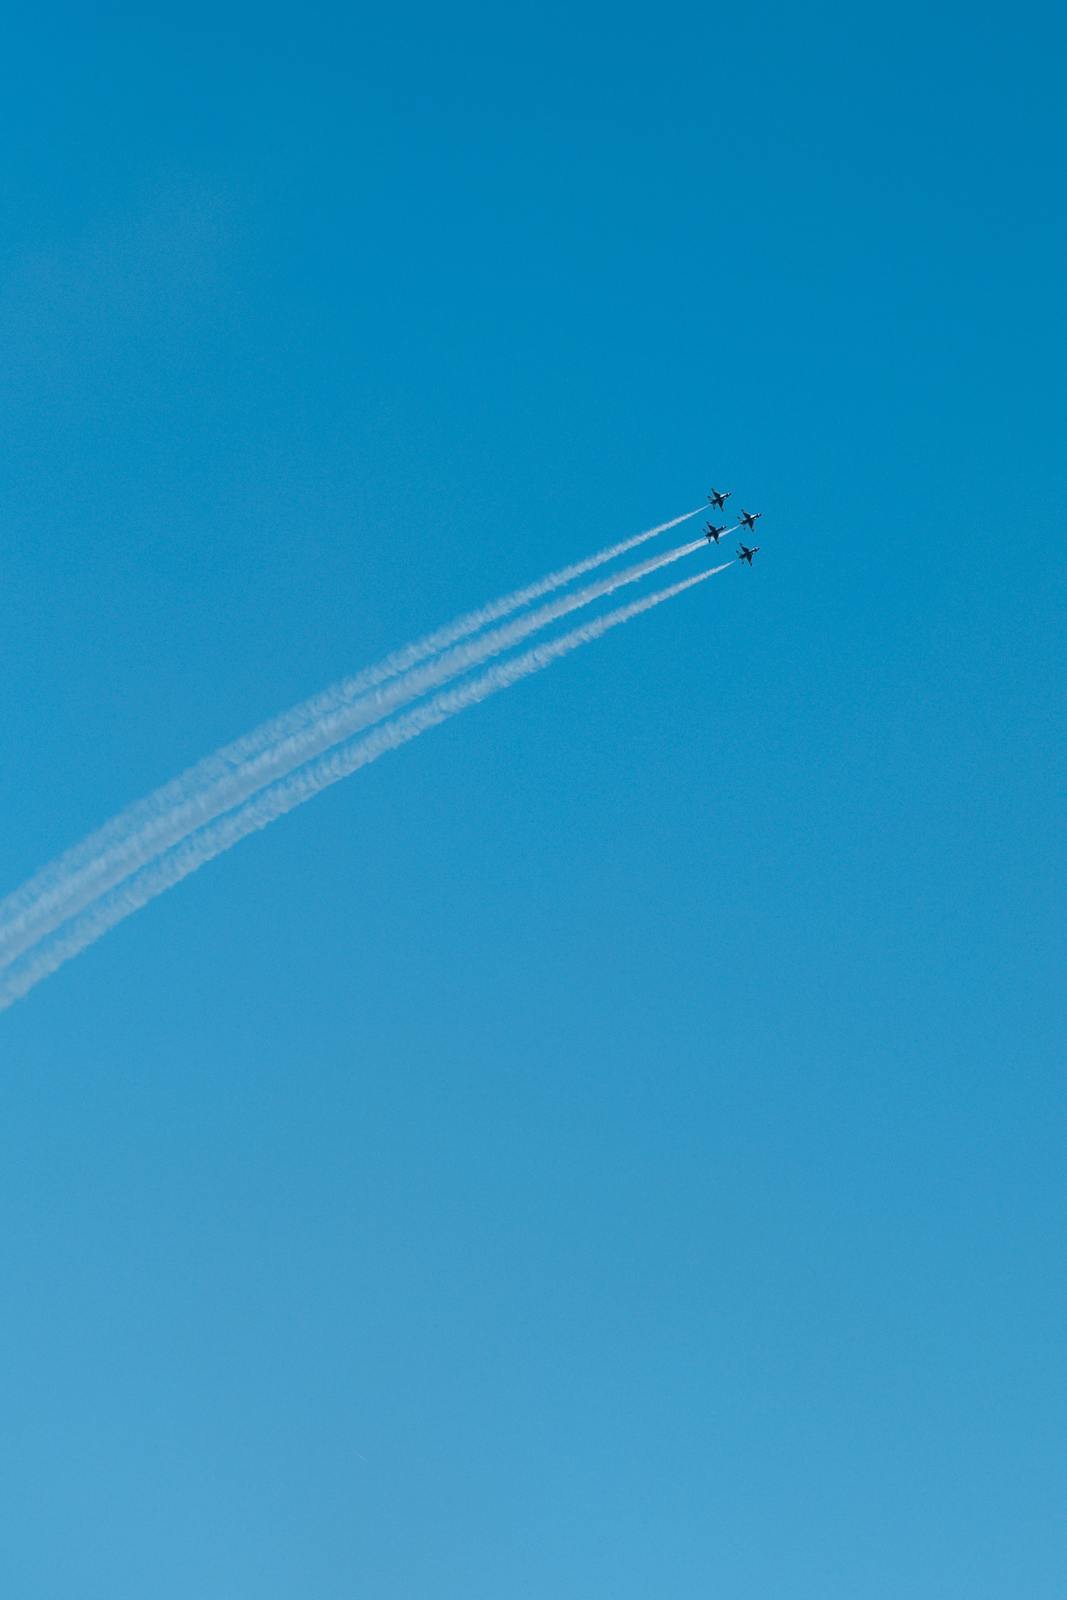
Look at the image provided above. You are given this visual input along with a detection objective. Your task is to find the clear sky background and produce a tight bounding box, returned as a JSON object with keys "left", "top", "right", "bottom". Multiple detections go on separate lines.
{"left": 1, "top": 2, "right": 1065, "bottom": 1595}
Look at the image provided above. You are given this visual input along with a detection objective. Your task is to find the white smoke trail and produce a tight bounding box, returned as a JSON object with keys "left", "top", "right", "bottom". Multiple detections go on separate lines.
{"left": 0, "top": 562, "right": 731, "bottom": 1013}
{"left": 0, "top": 530, "right": 713, "bottom": 969}
{"left": 0, "top": 506, "right": 700, "bottom": 963}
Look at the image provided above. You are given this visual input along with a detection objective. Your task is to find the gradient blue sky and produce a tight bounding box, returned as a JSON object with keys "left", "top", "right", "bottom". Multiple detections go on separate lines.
{"left": 2, "top": 2, "right": 1065, "bottom": 1595}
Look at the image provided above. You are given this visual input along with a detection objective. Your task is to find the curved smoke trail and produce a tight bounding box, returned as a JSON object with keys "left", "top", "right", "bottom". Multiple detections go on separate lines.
{"left": 0, "top": 507, "right": 700, "bottom": 967}
{"left": 0, "top": 562, "right": 731, "bottom": 1012}
{"left": 0, "top": 529, "right": 711, "bottom": 969}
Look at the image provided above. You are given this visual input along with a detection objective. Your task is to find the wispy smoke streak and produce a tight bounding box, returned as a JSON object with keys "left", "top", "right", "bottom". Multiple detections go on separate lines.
{"left": 0, "top": 530, "right": 706, "bottom": 968}
{"left": 0, "top": 562, "right": 730, "bottom": 1012}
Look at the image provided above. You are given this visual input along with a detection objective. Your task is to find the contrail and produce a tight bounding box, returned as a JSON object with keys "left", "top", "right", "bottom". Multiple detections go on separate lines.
{"left": 0, "top": 507, "right": 700, "bottom": 964}
{"left": 0, "top": 529, "right": 712, "bottom": 969}
{"left": 0, "top": 562, "right": 731, "bottom": 1012}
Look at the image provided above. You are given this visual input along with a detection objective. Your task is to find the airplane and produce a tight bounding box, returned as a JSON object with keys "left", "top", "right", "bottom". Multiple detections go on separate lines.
{"left": 704, "top": 522, "right": 727, "bottom": 543}
{"left": 707, "top": 487, "right": 732, "bottom": 511}
{"left": 737, "top": 544, "right": 760, "bottom": 566}
{"left": 739, "top": 508, "right": 762, "bottom": 531}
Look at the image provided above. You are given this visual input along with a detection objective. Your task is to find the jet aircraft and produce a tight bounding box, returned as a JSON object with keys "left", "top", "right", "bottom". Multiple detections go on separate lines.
{"left": 737, "top": 544, "right": 760, "bottom": 566}
{"left": 739, "top": 508, "right": 762, "bottom": 531}
{"left": 707, "top": 487, "right": 731, "bottom": 511}
{"left": 704, "top": 522, "right": 727, "bottom": 544}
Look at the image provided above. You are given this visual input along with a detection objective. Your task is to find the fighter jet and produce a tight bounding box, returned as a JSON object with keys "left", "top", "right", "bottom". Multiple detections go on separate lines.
{"left": 737, "top": 544, "right": 760, "bottom": 566}
{"left": 707, "top": 487, "right": 732, "bottom": 511}
{"left": 704, "top": 522, "right": 727, "bottom": 544}
{"left": 738, "top": 508, "right": 762, "bottom": 531}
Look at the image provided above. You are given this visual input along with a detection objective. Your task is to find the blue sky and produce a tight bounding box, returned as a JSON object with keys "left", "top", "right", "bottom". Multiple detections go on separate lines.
{"left": 1, "top": 1, "right": 1065, "bottom": 1594}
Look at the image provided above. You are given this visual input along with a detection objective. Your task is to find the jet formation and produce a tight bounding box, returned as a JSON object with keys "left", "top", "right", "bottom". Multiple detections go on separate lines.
{"left": 706, "top": 488, "right": 764, "bottom": 566}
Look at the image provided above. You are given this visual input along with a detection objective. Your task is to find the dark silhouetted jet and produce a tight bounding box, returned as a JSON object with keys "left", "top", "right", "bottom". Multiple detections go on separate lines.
{"left": 704, "top": 522, "right": 727, "bottom": 543}
{"left": 739, "top": 508, "right": 762, "bottom": 531}
{"left": 737, "top": 544, "right": 760, "bottom": 565}
{"left": 707, "top": 487, "right": 731, "bottom": 511}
